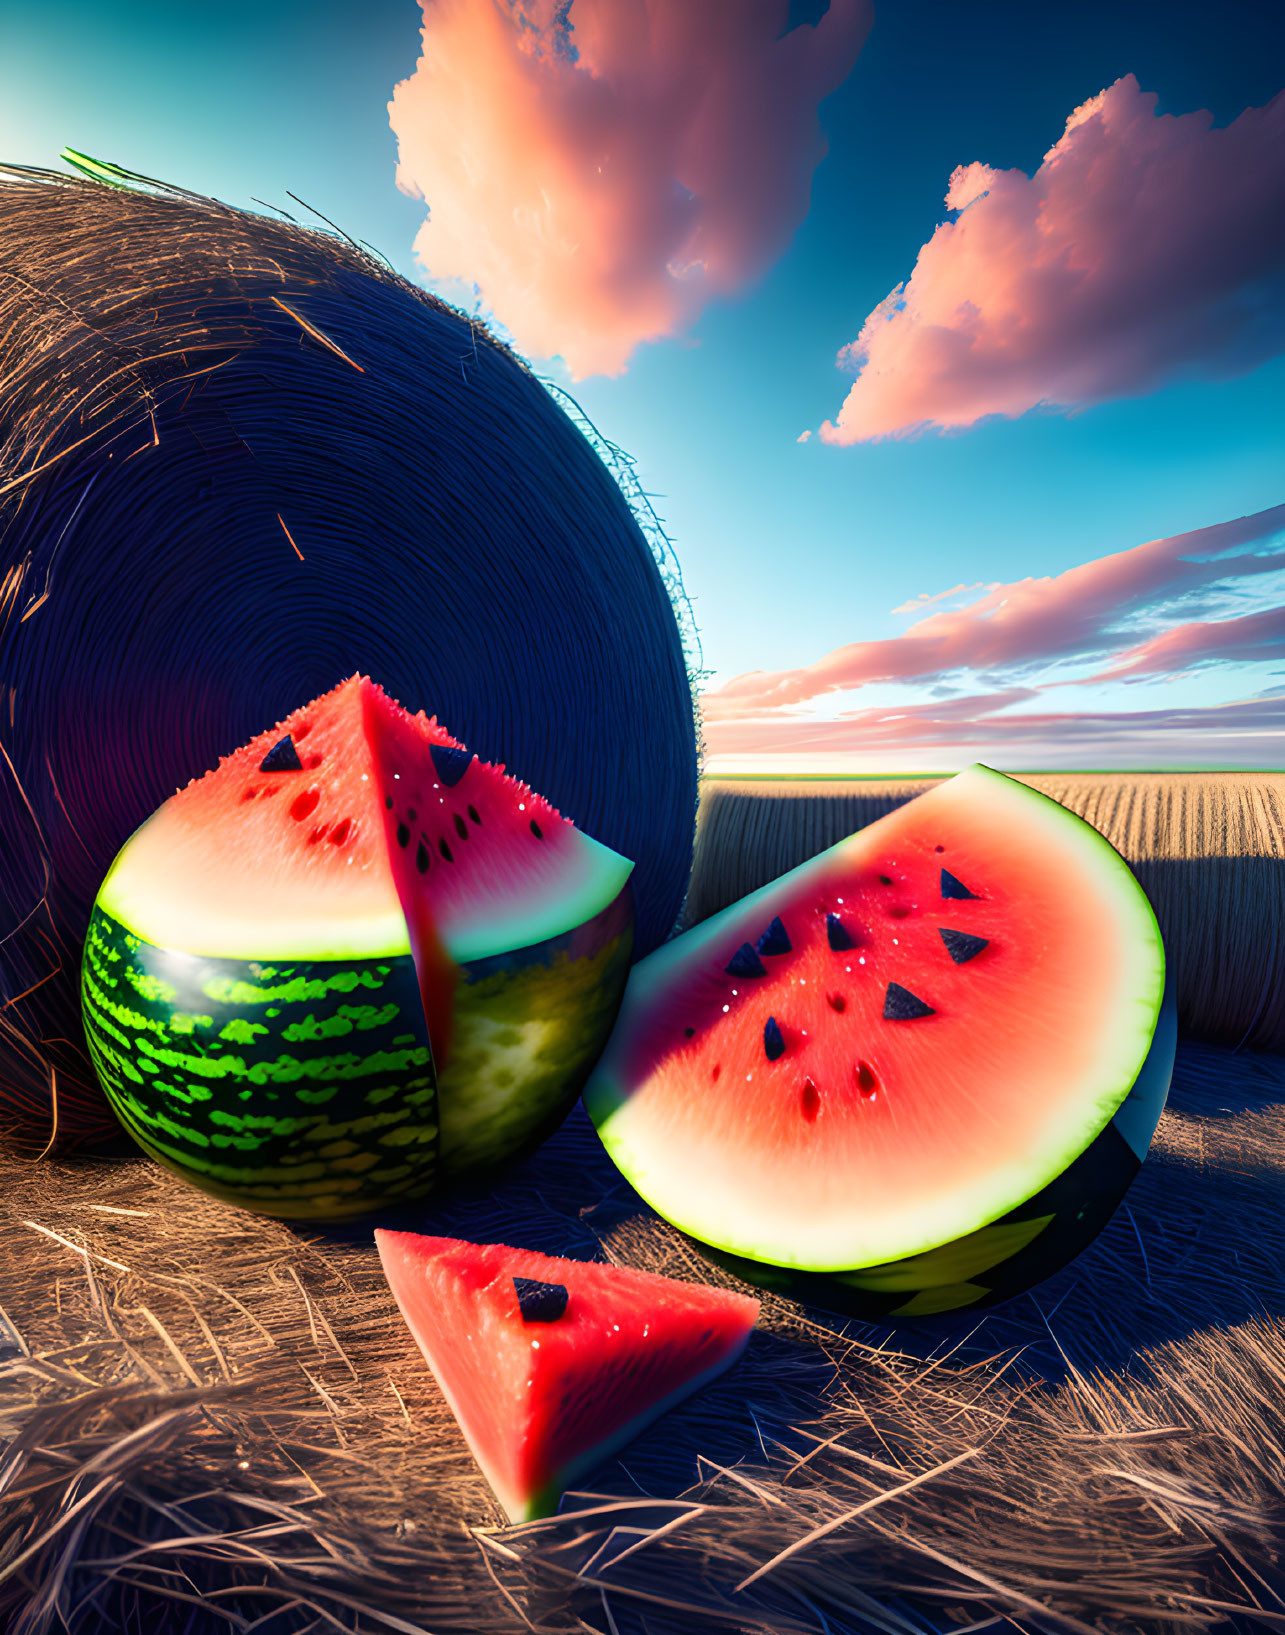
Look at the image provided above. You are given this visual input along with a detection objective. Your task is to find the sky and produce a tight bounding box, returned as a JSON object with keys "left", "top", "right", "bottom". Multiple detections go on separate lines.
{"left": 2, "top": 0, "right": 1283, "bottom": 770}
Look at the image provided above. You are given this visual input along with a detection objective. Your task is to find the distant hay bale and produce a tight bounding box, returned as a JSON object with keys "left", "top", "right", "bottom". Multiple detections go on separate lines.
{"left": 687, "top": 773, "right": 1285, "bottom": 1052}
{"left": 0, "top": 160, "right": 701, "bottom": 1141}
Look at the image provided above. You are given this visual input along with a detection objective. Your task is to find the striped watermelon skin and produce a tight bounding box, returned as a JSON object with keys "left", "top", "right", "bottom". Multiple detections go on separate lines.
{"left": 81, "top": 906, "right": 439, "bottom": 1219}
{"left": 436, "top": 884, "right": 634, "bottom": 1179}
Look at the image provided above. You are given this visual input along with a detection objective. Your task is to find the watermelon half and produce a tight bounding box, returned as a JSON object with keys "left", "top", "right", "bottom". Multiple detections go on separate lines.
{"left": 374, "top": 1231, "right": 760, "bottom": 1523}
{"left": 81, "top": 675, "right": 634, "bottom": 1218}
{"left": 584, "top": 765, "right": 1176, "bottom": 1319}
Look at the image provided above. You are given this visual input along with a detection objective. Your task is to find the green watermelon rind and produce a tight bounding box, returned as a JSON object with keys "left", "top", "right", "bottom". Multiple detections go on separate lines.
{"left": 436, "top": 895, "right": 634, "bottom": 1179}
{"left": 83, "top": 892, "right": 635, "bottom": 1220}
{"left": 81, "top": 905, "right": 442, "bottom": 1219}
{"left": 584, "top": 764, "right": 1167, "bottom": 1273}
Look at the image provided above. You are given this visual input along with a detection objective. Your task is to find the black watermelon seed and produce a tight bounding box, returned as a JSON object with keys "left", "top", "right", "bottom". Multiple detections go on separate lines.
{"left": 467, "top": 804, "right": 482, "bottom": 825}
{"left": 878, "top": 874, "right": 893, "bottom": 886}
{"left": 385, "top": 795, "right": 394, "bottom": 809}
{"left": 454, "top": 813, "right": 468, "bottom": 840}
{"left": 940, "top": 927, "right": 990, "bottom": 964}
{"left": 725, "top": 943, "right": 768, "bottom": 979}
{"left": 801, "top": 1078, "right": 821, "bottom": 1120}
{"left": 884, "top": 983, "right": 935, "bottom": 1021}
{"left": 826, "top": 913, "right": 855, "bottom": 951}
{"left": 755, "top": 916, "right": 791, "bottom": 957}
{"left": 684, "top": 1026, "right": 696, "bottom": 1039}
{"left": 415, "top": 842, "right": 430, "bottom": 874}
{"left": 941, "top": 869, "right": 979, "bottom": 900}
{"left": 856, "top": 1060, "right": 879, "bottom": 1095}
{"left": 259, "top": 735, "right": 303, "bottom": 773}
{"left": 763, "top": 1016, "right": 785, "bottom": 1061}
{"left": 396, "top": 823, "right": 410, "bottom": 849}
{"left": 513, "top": 1277, "right": 568, "bottom": 1323}
{"left": 431, "top": 743, "right": 472, "bottom": 787}
{"left": 827, "top": 991, "right": 846, "bottom": 1012}
{"left": 438, "top": 837, "right": 453, "bottom": 863}
{"left": 530, "top": 818, "right": 543, "bottom": 839}
{"left": 935, "top": 844, "right": 945, "bottom": 853}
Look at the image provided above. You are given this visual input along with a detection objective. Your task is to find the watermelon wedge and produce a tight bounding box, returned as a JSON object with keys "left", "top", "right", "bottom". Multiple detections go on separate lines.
{"left": 81, "top": 676, "right": 634, "bottom": 1217}
{"left": 374, "top": 1231, "right": 760, "bottom": 1523}
{"left": 584, "top": 764, "right": 1175, "bottom": 1318}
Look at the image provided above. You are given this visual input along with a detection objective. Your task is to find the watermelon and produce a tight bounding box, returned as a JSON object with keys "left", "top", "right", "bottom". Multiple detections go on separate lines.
{"left": 374, "top": 1231, "right": 760, "bottom": 1522}
{"left": 583, "top": 764, "right": 1176, "bottom": 1320}
{"left": 80, "top": 676, "right": 634, "bottom": 1219}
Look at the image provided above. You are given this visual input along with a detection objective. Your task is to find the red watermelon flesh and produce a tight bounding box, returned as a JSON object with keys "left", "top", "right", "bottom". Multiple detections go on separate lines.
{"left": 374, "top": 1231, "right": 760, "bottom": 1523}
{"left": 585, "top": 764, "right": 1167, "bottom": 1278}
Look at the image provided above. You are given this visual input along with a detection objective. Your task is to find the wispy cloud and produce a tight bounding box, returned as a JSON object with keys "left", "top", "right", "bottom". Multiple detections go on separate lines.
{"left": 889, "top": 582, "right": 988, "bottom": 616}
{"left": 1088, "top": 603, "right": 1285, "bottom": 681}
{"left": 812, "top": 76, "right": 1285, "bottom": 443}
{"left": 389, "top": 0, "right": 871, "bottom": 379}
{"left": 702, "top": 503, "right": 1285, "bottom": 722}
{"left": 704, "top": 690, "right": 1285, "bottom": 771}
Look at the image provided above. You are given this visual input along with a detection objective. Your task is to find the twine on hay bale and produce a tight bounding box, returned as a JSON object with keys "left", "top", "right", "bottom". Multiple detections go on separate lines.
{"left": 1, "top": 1037, "right": 1282, "bottom": 1633}
{"left": 0, "top": 158, "right": 702, "bottom": 1143}
{"left": 687, "top": 772, "right": 1285, "bottom": 1053}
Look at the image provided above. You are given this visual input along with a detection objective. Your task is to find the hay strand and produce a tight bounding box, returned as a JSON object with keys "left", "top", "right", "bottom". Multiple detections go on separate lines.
{"left": 0, "top": 1030, "right": 1281, "bottom": 1633}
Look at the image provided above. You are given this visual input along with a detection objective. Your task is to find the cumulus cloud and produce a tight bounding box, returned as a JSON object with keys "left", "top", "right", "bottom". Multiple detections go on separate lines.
{"left": 815, "top": 75, "right": 1285, "bottom": 443}
{"left": 389, "top": 0, "right": 871, "bottom": 378}
{"left": 700, "top": 503, "right": 1285, "bottom": 722}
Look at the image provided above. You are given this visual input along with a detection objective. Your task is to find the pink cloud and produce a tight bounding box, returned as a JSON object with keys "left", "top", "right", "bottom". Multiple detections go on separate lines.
{"left": 1089, "top": 603, "right": 1285, "bottom": 681}
{"left": 703, "top": 690, "right": 1285, "bottom": 771}
{"left": 701, "top": 503, "right": 1285, "bottom": 720}
{"left": 816, "top": 75, "right": 1285, "bottom": 443}
{"left": 389, "top": 0, "right": 871, "bottom": 378}
{"left": 889, "top": 581, "right": 986, "bottom": 615}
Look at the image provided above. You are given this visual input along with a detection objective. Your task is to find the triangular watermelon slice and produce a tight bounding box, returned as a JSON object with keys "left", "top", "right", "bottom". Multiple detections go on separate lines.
{"left": 374, "top": 1230, "right": 760, "bottom": 1522}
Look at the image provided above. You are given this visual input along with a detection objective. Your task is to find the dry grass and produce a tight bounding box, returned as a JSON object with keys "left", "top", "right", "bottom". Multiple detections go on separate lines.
{"left": 685, "top": 774, "right": 1285, "bottom": 1052}
{"left": 0, "top": 1035, "right": 1282, "bottom": 1634}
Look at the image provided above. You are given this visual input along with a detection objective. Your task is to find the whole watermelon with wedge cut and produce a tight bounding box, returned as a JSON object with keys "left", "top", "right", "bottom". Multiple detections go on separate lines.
{"left": 584, "top": 765, "right": 1177, "bottom": 1321}
{"left": 80, "top": 675, "right": 634, "bottom": 1219}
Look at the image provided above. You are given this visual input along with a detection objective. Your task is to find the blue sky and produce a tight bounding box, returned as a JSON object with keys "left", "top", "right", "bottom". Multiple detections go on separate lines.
{"left": 2, "top": 0, "right": 1282, "bottom": 767}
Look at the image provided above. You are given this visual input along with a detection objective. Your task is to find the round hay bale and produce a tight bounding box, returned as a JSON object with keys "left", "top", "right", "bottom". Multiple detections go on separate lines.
{"left": 687, "top": 772, "right": 1285, "bottom": 1053}
{"left": 0, "top": 161, "right": 701, "bottom": 1140}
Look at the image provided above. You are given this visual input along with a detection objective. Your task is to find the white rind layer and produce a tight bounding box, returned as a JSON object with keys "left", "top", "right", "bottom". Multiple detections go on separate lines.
{"left": 96, "top": 809, "right": 633, "bottom": 964}
{"left": 95, "top": 817, "right": 414, "bottom": 959}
